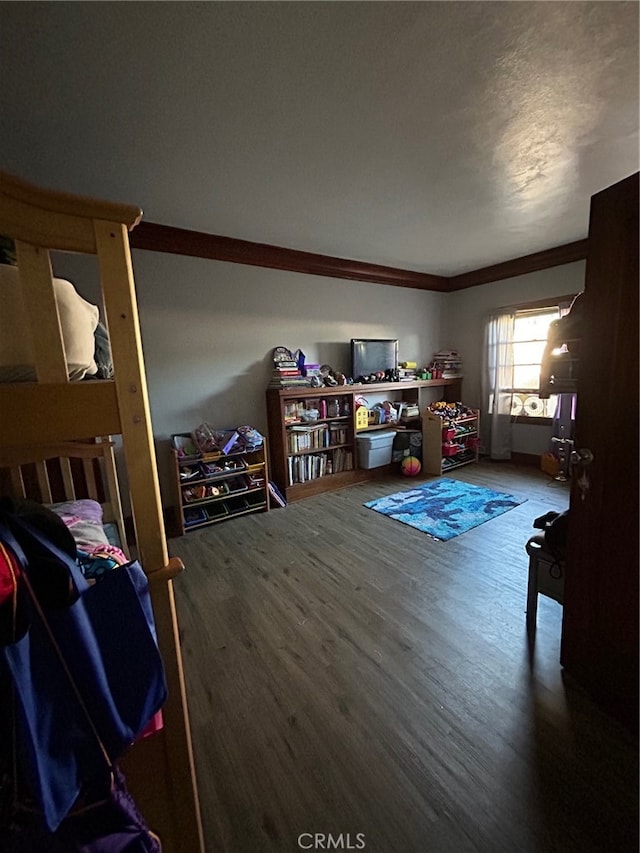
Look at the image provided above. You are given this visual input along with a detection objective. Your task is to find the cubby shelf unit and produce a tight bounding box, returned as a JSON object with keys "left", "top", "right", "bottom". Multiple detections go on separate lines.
{"left": 172, "top": 439, "right": 269, "bottom": 534}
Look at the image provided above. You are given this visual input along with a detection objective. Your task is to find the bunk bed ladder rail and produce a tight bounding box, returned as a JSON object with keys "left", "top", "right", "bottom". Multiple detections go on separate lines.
{"left": 0, "top": 171, "right": 204, "bottom": 853}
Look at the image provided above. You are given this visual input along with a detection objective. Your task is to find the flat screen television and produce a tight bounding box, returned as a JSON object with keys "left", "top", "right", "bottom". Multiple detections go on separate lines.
{"left": 351, "top": 338, "right": 398, "bottom": 381}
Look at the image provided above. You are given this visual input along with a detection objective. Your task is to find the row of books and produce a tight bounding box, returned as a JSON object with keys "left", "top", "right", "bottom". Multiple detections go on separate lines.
{"left": 268, "top": 354, "right": 323, "bottom": 389}
{"left": 431, "top": 349, "right": 463, "bottom": 378}
{"left": 269, "top": 378, "right": 310, "bottom": 389}
{"left": 287, "top": 447, "right": 354, "bottom": 484}
{"left": 268, "top": 357, "right": 310, "bottom": 389}
{"left": 287, "top": 424, "right": 349, "bottom": 453}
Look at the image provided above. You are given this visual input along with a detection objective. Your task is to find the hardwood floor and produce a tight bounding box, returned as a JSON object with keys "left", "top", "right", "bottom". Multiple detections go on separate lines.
{"left": 168, "top": 462, "right": 638, "bottom": 853}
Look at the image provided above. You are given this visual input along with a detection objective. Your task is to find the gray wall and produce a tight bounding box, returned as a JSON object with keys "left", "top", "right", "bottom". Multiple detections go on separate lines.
{"left": 55, "top": 249, "right": 584, "bottom": 506}
{"left": 54, "top": 250, "right": 446, "bottom": 506}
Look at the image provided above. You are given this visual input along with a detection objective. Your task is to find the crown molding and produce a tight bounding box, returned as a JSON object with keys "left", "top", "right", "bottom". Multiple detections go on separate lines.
{"left": 130, "top": 222, "right": 449, "bottom": 291}
{"left": 130, "top": 221, "right": 588, "bottom": 292}
{"left": 446, "top": 240, "right": 588, "bottom": 290}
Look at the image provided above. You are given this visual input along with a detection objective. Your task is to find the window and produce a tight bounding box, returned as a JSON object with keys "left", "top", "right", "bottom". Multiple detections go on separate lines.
{"left": 483, "top": 295, "right": 576, "bottom": 459}
{"left": 510, "top": 307, "right": 560, "bottom": 418}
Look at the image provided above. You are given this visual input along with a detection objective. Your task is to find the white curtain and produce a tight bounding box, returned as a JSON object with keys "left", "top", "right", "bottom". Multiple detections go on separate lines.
{"left": 482, "top": 311, "right": 515, "bottom": 460}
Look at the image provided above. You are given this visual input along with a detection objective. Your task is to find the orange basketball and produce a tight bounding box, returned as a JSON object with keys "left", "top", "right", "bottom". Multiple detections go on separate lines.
{"left": 401, "top": 456, "right": 421, "bottom": 476}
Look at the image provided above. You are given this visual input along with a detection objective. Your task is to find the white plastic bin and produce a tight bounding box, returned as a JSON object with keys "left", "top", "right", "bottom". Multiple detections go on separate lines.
{"left": 356, "top": 430, "right": 397, "bottom": 469}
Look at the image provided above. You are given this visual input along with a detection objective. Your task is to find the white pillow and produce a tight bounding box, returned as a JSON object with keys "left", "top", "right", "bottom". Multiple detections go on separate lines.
{"left": 0, "top": 264, "right": 99, "bottom": 381}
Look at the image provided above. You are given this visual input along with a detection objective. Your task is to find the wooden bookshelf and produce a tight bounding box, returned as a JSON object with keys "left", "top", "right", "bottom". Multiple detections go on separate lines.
{"left": 266, "top": 378, "right": 462, "bottom": 501}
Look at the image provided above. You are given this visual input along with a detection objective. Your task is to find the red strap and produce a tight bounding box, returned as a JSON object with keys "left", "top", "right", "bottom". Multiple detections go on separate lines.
{"left": 0, "top": 541, "right": 21, "bottom": 607}
{"left": 0, "top": 541, "right": 21, "bottom": 647}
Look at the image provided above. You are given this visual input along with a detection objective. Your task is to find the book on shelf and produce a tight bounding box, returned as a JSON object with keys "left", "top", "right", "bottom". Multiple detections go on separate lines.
{"left": 268, "top": 377, "right": 310, "bottom": 388}
{"left": 287, "top": 424, "right": 330, "bottom": 453}
{"left": 269, "top": 355, "right": 310, "bottom": 388}
{"left": 287, "top": 422, "right": 349, "bottom": 454}
{"left": 332, "top": 447, "right": 353, "bottom": 473}
{"left": 288, "top": 422, "right": 327, "bottom": 431}
{"left": 286, "top": 446, "right": 353, "bottom": 485}
{"left": 430, "top": 348, "right": 463, "bottom": 379}
{"left": 271, "top": 368, "right": 305, "bottom": 378}
{"left": 328, "top": 424, "right": 348, "bottom": 445}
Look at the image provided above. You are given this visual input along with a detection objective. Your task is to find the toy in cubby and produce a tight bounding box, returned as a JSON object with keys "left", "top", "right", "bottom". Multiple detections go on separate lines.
{"left": 426, "top": 401, "right": 474, "bottom": 424}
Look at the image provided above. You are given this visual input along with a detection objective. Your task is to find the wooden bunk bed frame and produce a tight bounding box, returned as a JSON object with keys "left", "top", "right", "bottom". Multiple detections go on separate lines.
{"left": 0, "top": 171, "right": 204, "bottom": 852}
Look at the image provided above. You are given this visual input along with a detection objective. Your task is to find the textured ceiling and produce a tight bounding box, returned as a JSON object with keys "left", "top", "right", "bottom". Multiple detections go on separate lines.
{"left": 0, "top": 2, "right": 638, "bottom": 275}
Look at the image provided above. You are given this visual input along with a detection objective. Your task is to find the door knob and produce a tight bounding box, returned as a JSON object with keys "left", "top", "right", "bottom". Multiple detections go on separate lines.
{"left": 570, "top": 447, "right": 594, "bottom": 466}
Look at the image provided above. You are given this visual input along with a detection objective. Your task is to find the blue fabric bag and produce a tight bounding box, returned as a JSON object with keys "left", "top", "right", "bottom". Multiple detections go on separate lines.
{"left": 0, "top": 516, "right": 167, "bottom": 832}
{"left": 2, "top": 767, "right": 162, "bottom": 852}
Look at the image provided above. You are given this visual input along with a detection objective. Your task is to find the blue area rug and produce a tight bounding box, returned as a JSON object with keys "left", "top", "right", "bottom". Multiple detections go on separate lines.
{"left": 364, "top": 478, "right": 524, "bottom": 541}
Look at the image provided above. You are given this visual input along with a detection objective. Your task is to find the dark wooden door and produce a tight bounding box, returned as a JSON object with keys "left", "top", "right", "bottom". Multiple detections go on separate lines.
{"left": 561, "top": 172, "right": 639, "bottom": 731}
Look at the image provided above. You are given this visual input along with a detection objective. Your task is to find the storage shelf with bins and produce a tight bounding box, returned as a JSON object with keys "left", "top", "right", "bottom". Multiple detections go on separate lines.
{"left": 266, "top": 378, "right": 462, "bottom": 502}
{"left": 172, "top": 433, "right": 269, "bottom": 534}
{"left": 422, "top": 409, "right": 480, "bottom": 475}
